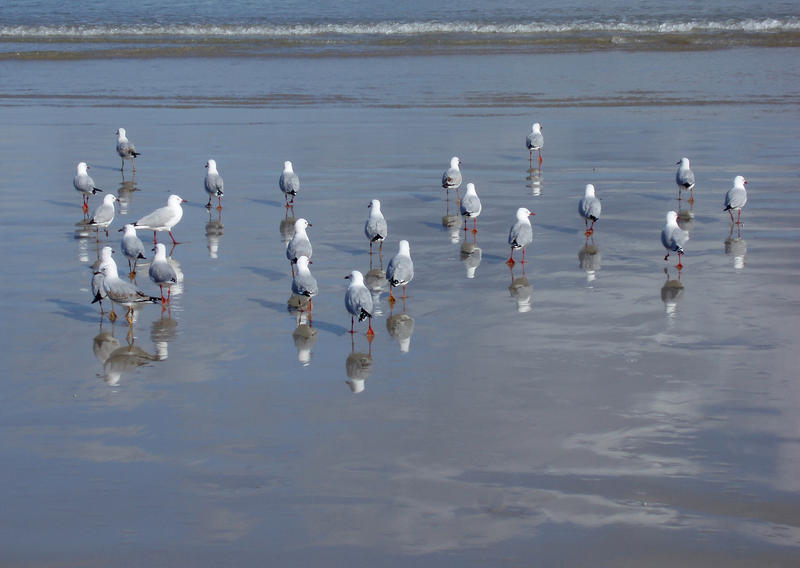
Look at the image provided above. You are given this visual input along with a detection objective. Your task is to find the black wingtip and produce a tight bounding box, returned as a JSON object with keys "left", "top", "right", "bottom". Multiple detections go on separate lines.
{"left": 93, "top": 188, "right": 103, "bottom": 194}
{"left": 91, "top": 292, "right": 102, "bottom": 304}
{"left": 137, "top": 253, "right": 146, "bottom": 259}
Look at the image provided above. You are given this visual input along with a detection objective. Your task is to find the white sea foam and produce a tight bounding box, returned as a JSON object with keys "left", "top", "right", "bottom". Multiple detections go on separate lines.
{"left": 1, "top": 19, "right": 798, "bottom": 38}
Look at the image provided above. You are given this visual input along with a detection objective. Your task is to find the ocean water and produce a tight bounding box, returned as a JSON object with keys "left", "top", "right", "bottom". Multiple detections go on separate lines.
{"left": 1, "top": 1, "right": 800, "bottom": 566}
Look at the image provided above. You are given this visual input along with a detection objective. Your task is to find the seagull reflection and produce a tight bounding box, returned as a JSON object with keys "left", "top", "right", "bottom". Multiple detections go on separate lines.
{"left": 292, "top": 312, "right": 318, "bottom": 366}
{"left": 660, "top": 267, "right": 685, "bottom": 320}
{"left": 205, "top": 208, "right": 224, "bottom": 259}
{"left": 526, "top": 166, "right": 543, "bottom": 196}
{"left": 724, "top": 223, "right": 747, "bottom": 270}
{"left": 365, "top": 267, "right": 388, "bottom": 317}
{"left": 508, "top": 263, "right": 532, "bottom": 313}
{"left": 150, "top": 309, "right": 178, "bottom": 360}
{"left": 279, "top": 206, "right": 296, "bottom": 246}
{"left": 578, "top": 236, "right": 602, "bottom": 284}
{"left": 677, "top": 201, "right": 695, "bottom": 233}
{"left": 442, "top": 190, "right": 461, "bottom": 244}
{"left": 93, "top": 322, "right": 120, "bottom": 366}
{"left": 345, "top": 334, "right": 373, "bottom": 394}
{"left": 98, "top": 321, "right": 158, "bottom": 386}
{"left": 116, "top": 178, "right": 137, "bottom": 216}
{"left": 460, "top": 233, "right": 482, "bottom": 279}
{"left": 386, "top": 304, "right": 415, "bottom": 353}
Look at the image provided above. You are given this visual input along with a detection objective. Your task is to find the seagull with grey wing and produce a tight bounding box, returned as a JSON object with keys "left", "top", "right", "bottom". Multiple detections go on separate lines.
{"left": 459, "top": 182, "right": 482, "bottom": 233}
{"left": 578, "top": 183, "right": 601, "bottom": 236}
{"left": 661, "top": 210, "right": 689, "bottom": 270}
{"left": 149, "top": 243, "right": 178, "bottom": 304}
{"left": 291, "top": 256, "right": 318, "bottom": 312}
{"left": 526, "top": 122, "right": 544, "bottom": 165}
{"left": 345, "top": 270, "right": 374, "bottom": 337}
{"left": 386, "top": 239, "right": 414, "bottom": 305}
{"left": 73, "top": 161, "right": 102, "bottom": 213}
{"left": 204, "top": 159, "right": 224, "bottom": 210}
{"left": 364, "top": 199, "right": 388, "bottom": 253}
{"left": 115, "top": 128, "right": 140, "bottom": 173}
{"left": 724, "top": 175, "right": 748, "bottom": 225}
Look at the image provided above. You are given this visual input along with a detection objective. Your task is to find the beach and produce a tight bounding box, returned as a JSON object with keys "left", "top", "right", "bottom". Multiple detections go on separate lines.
{"left": 1, "top": 8, "right": 800, "bottom": 565}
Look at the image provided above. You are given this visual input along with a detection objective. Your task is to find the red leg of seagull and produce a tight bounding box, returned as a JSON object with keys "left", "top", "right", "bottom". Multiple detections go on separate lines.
{"left": 160, "top": 285, "right": 166, "bottom": 304}
{"left": 153, "top": 231, "right": 158, "bottom": 244}
{"left": 350, "top": 316, "right": 355, "bottom": 334}
{"left": 728, "top": 210, "right": 734, "bottom": 223}
{"left": 168, "top": 231, "right": 179, "bottom": 245}
{"left": 506, "top": 248, "right": 515, "bottom": 266}
{"left": 217, "top": 196, "right": 222, "bottom": 210}
{"left": 366, "top": 317, "right": 375, "bottom": 338}
{"left": 538, "top": 149, "right": 542, "bottom": 165}
{"left": 472, "top": 218, "right": 477, "bottom": 233}
{"left": 737, "top": 210, "right": 742, "bottom": 225}
{"left": 521, "top": 247, "right": 527, "bottom": 264}
{"left": 676, "top": 253, "right": 683, "bottom": 271}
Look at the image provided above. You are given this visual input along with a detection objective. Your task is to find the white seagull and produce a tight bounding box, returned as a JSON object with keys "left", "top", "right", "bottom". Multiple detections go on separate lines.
{"left": 96, "top": 260, "right": 159, "bottom": 323}
{"left": 115, "top": 128, "right": 140, "bottom": 173}
{"left": 73, "top": 161, "right": 102, "bottom": 212}
{"left": 345, "top": 270, "right": 374, "bottom": 336}
{"left": 724, "top": 175, "right": 748, "bottom": 225}
{"left": 441, "top": 156, "right": 462, "bottom": 191}
{"left": 459, "top": 182, "right": 482, "bottom": 233}
{"left": 526, "top": 122, "right": 544, "bottom": 165}
{"left": 279, "top": 161, "right": 300, "bottom": 206}
{"left": 149, "top": 242, "right": 179, "bottom": 304}
{"left": 507, "top": 207, "right": 535, "bottom": 265}
{"left": 135, "top": 194, "right": 187, "bottom": 244}
{"left": 291, "top": 256, "right": 318, "bottom": 311}
{"left": 286, "top": 218, "right": 312, "bottom": 263}
{"left": 364, "top": 199, "right": 388, "bottom": 253}
{"left": 661, "top": 210, "right": 689, "bottom": 269}
{"left": 386, "top": 239, "right": 414, "bottom": 304}
{"left": 578, "top": 184, "right": 601, "bottom": 235}
{"left": 88, "top": 193, "right": 117, "bottom": 238}
{"left": 204, "top": 159, "right": 224, "bottom": 210}
{"left": 119, "top": 223, "right": 146, "bottom": 274}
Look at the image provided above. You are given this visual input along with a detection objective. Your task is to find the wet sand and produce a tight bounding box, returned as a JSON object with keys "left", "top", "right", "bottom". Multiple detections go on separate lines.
{"left": 1, "top": 48, "right": 800, "bottom": 565}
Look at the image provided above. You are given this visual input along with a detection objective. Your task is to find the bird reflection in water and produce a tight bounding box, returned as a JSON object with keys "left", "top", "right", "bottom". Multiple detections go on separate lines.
{"left": 94, "top": 320, "right": 158, "bottom": 386}
{"left": 578, "top": 235, "right": 602, "bottom": 285}
{"left": 386, "top": 302, "right": 414, "bottom": 353}
{"left": 151, "top": 308, "right": 178, "bottom": 361}
{"left": 205, "top": 208, "right": 224, "bottom": 259}
{"left": 660, "top": 267, "right": 685, "bottom": 320}
{"left": 365, "top": 266, "right": 388, "bottom": 317}
{"left": 345, "top": 333, "right": 373, "bottom": 394}
{"left": 280, "top": 205, "right": 296, "bottom": 246}
{"left": 460, "top": 231, "right": 482, "bottom": 279}
{"left": 292, "top": 311, "right": 318, "bottom": 366}
{"left": 116, "top": 177, "right": 138, "bottom": 216}
{"left": 508, "top": 262, "right": 532, "bottom": 313}
{"left": 526, "top": 166, "right": 543, "bottom": 196}
{"left": 442, "top": 188, "right": 461, "bottom": 244}
{"left": 724, "top": 223, "right": 747, "bottom": 270}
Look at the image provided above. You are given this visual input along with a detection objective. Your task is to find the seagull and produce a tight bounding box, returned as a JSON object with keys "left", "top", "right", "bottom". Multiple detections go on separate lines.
{"left": 95, "top": 259, "right": 159, "bottom": 323}
{"left": 507, "top": 207, "right": 535, "bottom": 265}
{"left": 676, "top": 157, "right": 695, "bottom": 202}
{"left": 459, "top": 182, "right": 482, "bottom": 232}
{"left": 204, "top": 159, "right": 224, "bottom": 210}
{"left": 135, "top": 194, "right": 186, "bottom": 244}
{"left": 386, "top": 239, "right": 414, "bottom": 304}
{"left": 291, "top": 256, "right": 318, "bottom": 311}
{"left": 578, "top": 184, "right": 601, "bottom": 236}
{"left": 119, "top": 223, "right": 146, "bottom": 275}
{"left": 279, "top": 160, "right": 300, "bottom": 206}
{"left": 91, "top": 246, "right": 115, "bottom": 314}
{"left": 115, "top": 128, "right": 140, "bottom": 173}
{"left": 364, "top": 199, "right": 388, "bottom": 253}
{"left": 724, "top": 175, "right": 748, "bottom": 225}
{"left": 149, "top": 242, "right": 178, "bottom": 304}
{"left": 88, "top": 193, "right": 117, "bottom": 238}
{"left": 73, "top": 162, "right": 102, "bottom": 213}
{"left": 526, "top": 122, "right": 544, "bottom": 165}
{"left": 441, "top": 156, "right": 462, "bottom": 191}
{"left": 661, "top": 210, "right": 689, "bottom": 269}
{"left": 286, "top": 218, "right": 312, "bottom": 263}
{"left": 345, "top": 270, "right": 374, "bottom": 336}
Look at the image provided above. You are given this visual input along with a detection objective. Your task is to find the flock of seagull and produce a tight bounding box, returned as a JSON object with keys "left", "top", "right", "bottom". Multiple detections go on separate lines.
{"left": 74, "top": 123, "right": 750, "bottom": 331}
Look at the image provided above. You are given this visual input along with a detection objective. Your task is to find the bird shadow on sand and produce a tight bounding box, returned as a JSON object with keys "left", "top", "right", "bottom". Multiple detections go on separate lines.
{"left": 408, "top": 193, "right": 440, "bottom": 203}
{"left": 248, "top": 298, "right": 348, "bottom": 335}
{"left": 532, "top": 222, "right": 576, "bottom": 236}
{"left": 246, "top": 197, "right": 285, "bottom": 209}
{"left": 47, "top": 298, "right": 106, "bottom": 324}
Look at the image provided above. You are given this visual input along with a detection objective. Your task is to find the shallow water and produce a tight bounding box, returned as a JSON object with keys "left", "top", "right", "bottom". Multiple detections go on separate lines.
{"left": 1, "top": 43, "right": 800, "bottom": 565}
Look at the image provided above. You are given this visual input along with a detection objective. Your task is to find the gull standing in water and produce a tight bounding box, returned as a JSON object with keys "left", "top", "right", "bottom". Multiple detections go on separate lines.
{"left": 279, "top": 161, "right": 300, "bottom": 206}
{"left": 507, "top": 207, "right": 535, "bottom": 265}
{"left": 119, "top": 223, "right": 146, "bottom": 276}
{"left": 386, "top": 240, "right": 414, "bottom": 304}
{"left": 676, "top": 157, "right": 695, "bottom": 201}
{"left": 345, "top": 270, "right": 374, "bottom": 336}
{"left": 135, "top": 194, "right": 186, "bottom": 244}
{"left": 286, "top": 218, "right": 312, "bottom": 264}
{"left": 441, "top": 156, "right": 462, "bottom": 191}
{"left": 88, "top": 193, "right": 117, "bottom": 238}
{"left": 96, "top": 260, "right": 159, "bottom": 323}
{"left": 661, "top": 210, "right": 689, "bottom": 269}
{"left": 526, "top": 122, "right": 544, "bottom": 165}
{"left": 204, "top": 159, "right": 224, "bottom": 210}
{"left": 460, "top": 182, "right": 482, "bottom": 233}
{"left": 73, "top": 161, "right": 102, "bottom": 213}
{"left": 91, "top": 246, "right": 115, "bottom": 314}
{"left": 724, "top": 175, "right": 748, "bottom": 225}
{"left": 149, "top": 243, "right": 178, "bottom": 304}
{"left": 364, "top": 199, "right": 388, "bottom": 253}
{"left": 291, "top": 256, "right": 318, "bottom": 311}
{"left": 578, "top": 183, "right": 601, "bottom": 236}
{"left": 115, "top": 128, "right": 140, "bottom": 173}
